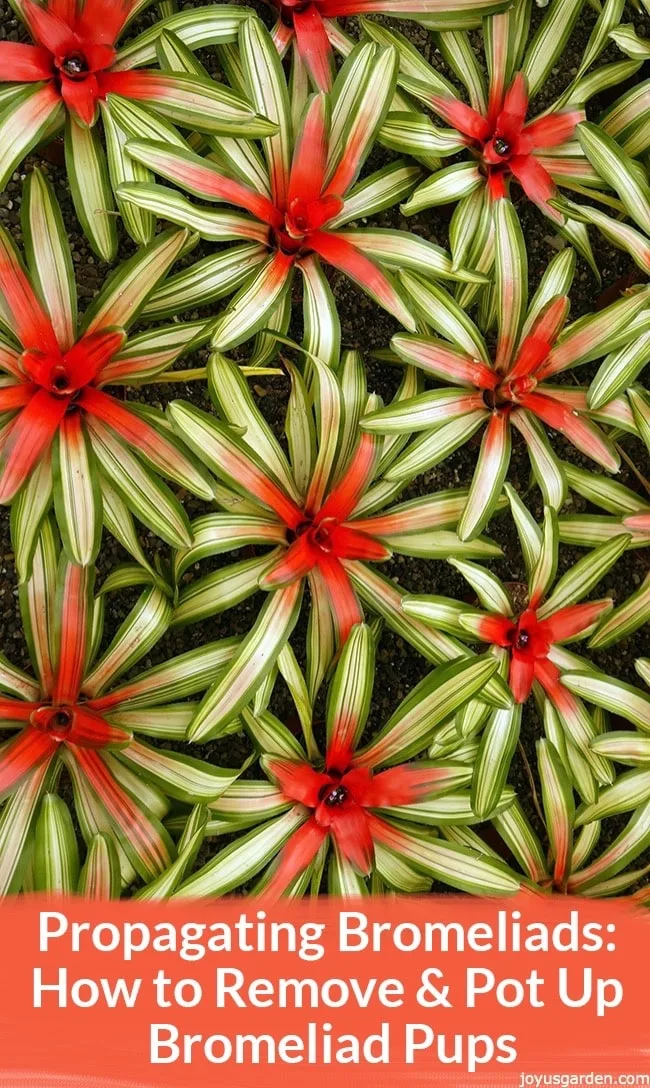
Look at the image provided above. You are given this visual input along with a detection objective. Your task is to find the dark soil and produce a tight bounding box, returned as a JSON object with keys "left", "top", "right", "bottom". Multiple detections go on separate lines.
{"left": 0, "top": 0, "right": 649, "bottom": 892}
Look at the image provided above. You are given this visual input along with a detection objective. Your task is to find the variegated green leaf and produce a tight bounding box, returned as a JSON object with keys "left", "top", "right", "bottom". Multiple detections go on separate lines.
{"left": 174, "top": 806, "right": 307, "bottom": 898}
{"left": 563, "top": 670, "right": 650, "bottom": 732}
{"left": 188, "top": 581, "right": 303, "bottom": 742}
{"left": 78, "top": 833, "right": 121, "bottom": 899}
{"left": 33, "top": 793, "right": 79, "bottom": 894}
{"left": 65, "top": 115, "right": 117, "bottom": 263}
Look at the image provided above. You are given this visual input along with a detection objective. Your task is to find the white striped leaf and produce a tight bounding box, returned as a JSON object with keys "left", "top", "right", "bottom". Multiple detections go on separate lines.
{"left": 572, "top": 819, "right": 601, "bottom": 872}
{"left": 174, "top": 805, "right": 307, "bottom": 898}
{"left": 188, "top": 581, "right": 303, "bottom": 741}
{"left": 588, "top": 572, "right": 650, "bottom": 649}
{"left": 0, "top": 84, "right": 64, "bottom": 192}
{"left": 83, "top": 586, "right": 172, "bottom": 697}
{"left": 568, "top": 797, "right": 650, "bottom": 892}
{"left": 590, "top": 732, "right": 650, "bottom": 766}
{"left": 104, "top": 93, "right": 189, "bottom": 148}
{"left": 22, "top": 168, "right": 76, "bottom": 351}
{"left": 211, "top": 251, "right": 293, "bottom": 351}
{"left": 522, "top": 0, "right": 584, "bottom": 99}
{"left": 578, "top": 120, "right": 650, "bottom": 235}
{"left": 522, "top": 249, "right": 576, "bottom": 339}
{"left": 441, "top": 25, "right": 489, "bottom": 109}
{"left": 199, "top": 780, "right": 291, "bottom": 834}
{"left": 239, "top": 16, "right": 290, "bottom": 206}
{"left": 385, "top": 530, "right": 500, "bottom": 561}
{"left": 472, "top": 704, "right": 522, "bottom": 821}
{"left": 383, "top": 786, "right": 513, "bottom": 826}
{"left": 53, "top": 415, "right": 101, "bottom": 567}
{"left": 100, "top": 319, "right": 211, "bottom": 385}
{"left": 326, "top": 623, "right": 374, "bottom": 757}
{"left": 142, "top": 243, "right": 266, "bottom": 320}
{"left": 345, "top": 561, "right": 466, "bottom": 665}
{"left": 355, "top": 654, "right": 502, "bottom": 767}
{"left": 9, "top": 453, "right": 53, "bottom": 583}
{"left": 563, "top": 671, "right": 650, "bottom": 732}
{"left": 564, "top": 460, "right": 645, "bottom": 514}
{"left": 402, "top": 162, "right": 483, "bottom": 214}
{"left": 0, "top": 760, "right": 50, "bottom": 896}
{"left": 114, "top": 6, "right": 248, "bottom": 69}
{"left": 382, "top": 410, "right": 488, "bottom": 481}
{"left": 538, "top": 737, "right": 574, "bottom": 889}
{"left": 380, "top": 112, "right": 465, "bottom": 158}
{"left": 132, "top": 72, "right": 276, "bottom": 138}
{"left": 559, "top": 516, "right": 650, "bottom": 550}
{"left": 358, "top": 17, "right": 455, "bottom": 94}
{"left": 538, "top": 534, "right": 630, "bottom": 619}
{"left": 78, "top": 833, "right": 121, "bottom": 899}
{"left": 588, "top": 328, "right": 650, "bottom": 409}
{"left": 105, "top": 705, "right": 194, "bottom": 741}
{"left": 95, "top": 638, "right": 238, "bottom": 712}
{"left": 458, "top": 412, "right": 510, "bottom": 541}
{"left": 512, "top": 409, "right": 567, "bottom": 509}
{"left": 65, "top": 115, "right": 117, "bottom": 263}
{"left": 529, "top": 506, "right": 559, "bottom": 608}
{"left": 399, "top": 271, "right": 490, "bottom": 361}
{"left": 493, "top": 800, "right": 549, "bottom": 883}
{"left": 326, "top": 42, "right": 397, "bottom": 193}
{"left": 101, "top": 101, "right": 154, "bottom": 247}
{"left": 19, "top": 517, "right": 58, "bottom": 698}
{"left": 61, "top": 750, "right": 136, "bottom": 887}
{"left": 378, "top": 823, "right": 520, "bottom": 896}
{"left": 345, "top": 229, "right": 488, "bottom": 285}
{"left": 332, "top": 160, "right": 421, "bottom": 225}
{"left": 576, "top": 0, "right": 626, "bottom": 79}
{"left": 119, "top": 740, "right": 243, "bottom": 804}
{"left": 246, "top": 709, "right": 306, "bottom": 761}
{"left": 87, "top": 419, "right": 192, "bottom": 549}
{"left": 173, "top": 514, "right": 285, "bottom": 581}
{"left": 173, "top": 553, "right": 274, "bottom": 627}
{"left": 576, "top": 768, "right": 650, "bottom": 826}
{"left": 136, "top": 806, "right": 208, "bottom": 901}
{"left": 33, "top": 793, "right": 79, "bottom": 894}
{"left": 494, "top": 197, "right": 527, "bottom": 374}
{"left": 449, "top": 557, "right": 512, "bottom": 615}
{"left": 0, "top": 653, "right": 39, "bottom": 702}
{"left": 505, "top": 483, "right": 542, "bottom": 578}
{"left": 298, "top": 255, "right": 340, "bottom": 372}
{"left": 329, "top": 846, "right": 371, "bottom": 896}
{"left": 306, "top": 567, "right": 336, "bottom": 703}
{"left": 83, "top": 227, "right": 187, "bottom": 333}
{"left": 208, "top": 353, "right": 298, "bottom": 501}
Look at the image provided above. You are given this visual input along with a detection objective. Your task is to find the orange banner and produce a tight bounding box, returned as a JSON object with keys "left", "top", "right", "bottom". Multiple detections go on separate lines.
{"left": 0, "top": 894, "right": 648, "bottom": 1087}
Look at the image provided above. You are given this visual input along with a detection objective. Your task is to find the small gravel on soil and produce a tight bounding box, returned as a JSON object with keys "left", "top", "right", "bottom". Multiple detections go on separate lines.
{"left": 0, "top": 0, "right": 649, "bottom": 889}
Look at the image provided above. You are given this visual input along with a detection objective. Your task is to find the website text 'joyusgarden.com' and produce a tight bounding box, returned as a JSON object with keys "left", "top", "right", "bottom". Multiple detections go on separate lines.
{"left": 518, "top": 1076, "right": 650, "bottom": 1086}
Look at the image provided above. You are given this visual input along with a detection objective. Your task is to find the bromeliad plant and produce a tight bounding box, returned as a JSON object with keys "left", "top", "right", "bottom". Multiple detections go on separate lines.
{"left": 402, "top": 487, "right": 630, "bottom": 818}
{"left": 167, "top": 347, "right": 509, "bottom": 743}
{"left": 0, "top": 168, "right": 217, "bottom": 575}
{"left": 117, "top": 23, "right": 487, "bottom": 365}
{"left": 557, "top": 106, "right": 650, "bottom": 280}
{"left": 558, "top": 460, "right": 650, "bottom": 553}
{"left": 266, "top": 0, "right": 509, "bottom": 93}
{"left": 363, "top": 0, "right": 629, "bottom": 283}
{"left": 532, "top": 658, "right": 650, "bottom": 896}
{"left": 0, "top": 0, "right": 272, "bottom": 257}
{"left": 557, "top": 459, "right": 650, "bottom": 652}
{"left": 0, "top": 518, "right": 249, "bottom": 896}
{"left": 169, "top": 624, "right": 520, "bottom": 901}
{"left": 362, "top": 198, "right": 649, "bottom": 541}
{"left": 491, "top": 733, "right": 650, "bottom": 898}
